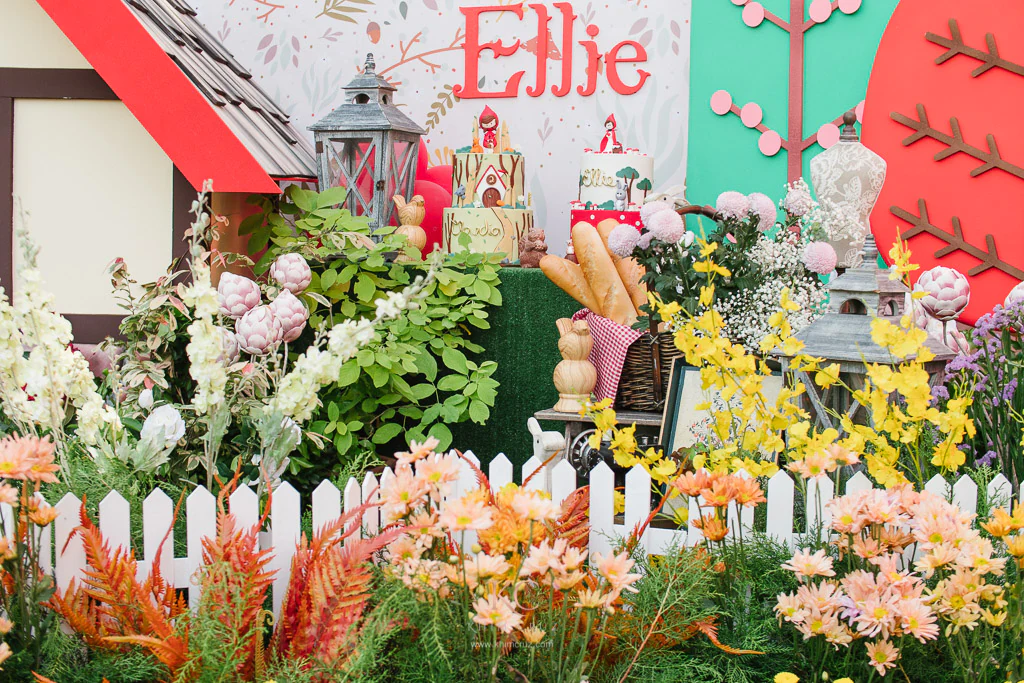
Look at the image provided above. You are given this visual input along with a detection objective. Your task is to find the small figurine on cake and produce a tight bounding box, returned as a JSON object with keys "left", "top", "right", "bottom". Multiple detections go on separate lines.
{"left": 599, "top": 114, "right": 624, "bottom": 154}
{"left": 479, "top": 106, "right": 500, "bottom": 151}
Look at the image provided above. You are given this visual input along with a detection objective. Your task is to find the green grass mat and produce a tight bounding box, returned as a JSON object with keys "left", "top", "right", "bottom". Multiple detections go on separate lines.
{"left": 450, "top": 266, "right": 581, "bottom": 472}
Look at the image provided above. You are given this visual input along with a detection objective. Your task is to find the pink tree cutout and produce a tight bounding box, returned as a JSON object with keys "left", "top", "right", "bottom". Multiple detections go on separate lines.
{"left": 711, "top": 0, "right": 866, "bottom": 182}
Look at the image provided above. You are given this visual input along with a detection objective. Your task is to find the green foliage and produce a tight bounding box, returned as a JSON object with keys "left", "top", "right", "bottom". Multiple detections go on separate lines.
{"left": 35, "top": 630, "right": 166, "bottom": 683}
{"left": 245, "top": 186, "right": 502, "bottom": 485}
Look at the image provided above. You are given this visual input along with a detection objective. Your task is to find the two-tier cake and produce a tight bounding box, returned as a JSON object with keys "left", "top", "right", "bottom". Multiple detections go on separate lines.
{"left": 569, "top": 114, "right": 654, "bottom": 231}
{"left": 442, "top": 106, "right": 534, "bottom": 261}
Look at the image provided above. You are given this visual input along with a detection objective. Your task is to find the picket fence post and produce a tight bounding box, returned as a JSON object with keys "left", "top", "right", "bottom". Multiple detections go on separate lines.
{"left": 27, "top": 458, "right": 1023, "bottom": 616}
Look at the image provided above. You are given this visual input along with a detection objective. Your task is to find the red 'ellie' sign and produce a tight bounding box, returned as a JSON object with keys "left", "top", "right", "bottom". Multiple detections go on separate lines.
{"left": 863, "top": 0, "right": 1024, "bottom": 325}
{"left": 454, "top": 3, "right": 652, "bottom": 99}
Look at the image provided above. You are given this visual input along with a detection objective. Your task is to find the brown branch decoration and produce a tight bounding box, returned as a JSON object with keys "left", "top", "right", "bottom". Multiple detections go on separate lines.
{"left": 891, "top": 199, "right": 1024, "bottom": 279}
{"left": 892, "top": 103, "right": 1024, "bottom": 181}
{"left": 378, "top": 29, "right": 466, "bottom": 80}
{"left": 926, "top": 18, "right": 1024, "bottom": 79}
{"left": 229, "top": 0, "right": 284, "bottom": 24}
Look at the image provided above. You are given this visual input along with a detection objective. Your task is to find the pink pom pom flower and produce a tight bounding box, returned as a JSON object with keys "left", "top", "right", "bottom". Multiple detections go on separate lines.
{"left": 747, "top": 192, "right": 778, "bottom": 232}
{"left": 647, "top": 210, "right": 687, "bottom": 244}
{"left": 608, "top": 223, "right": 641, "bottom": 258}
{"left": 715, "top": 191, "right": 750, "bottom": 220}
{"left": 270, "top": 289, "right": 309, "bottom": 343}
{"left": 784, "top": 183, "right": 814, "bottom": 217}
{"left": 640, "top": 200, "right": 674, "bottom": 228}
{"left": 217, "top": 272, "right": 261, "bottom": 319}
{"left": 235, "top": 305, "right": 283, "bottom": 355}
{"left": 802, "top": 241, "right": 837, "bottom": 275}
{"left": 270, "top": 253, "right": 312, "bottom": 294}
{"left": 915, "top": 266, "right": 970, "bottom": 322}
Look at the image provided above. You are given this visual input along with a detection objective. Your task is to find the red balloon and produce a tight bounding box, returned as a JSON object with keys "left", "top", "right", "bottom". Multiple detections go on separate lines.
{"left": 413, "top": 180, "right": 451, "bottom": 251}
{"left": 422, "top": 164, "right": 454, "bottom": 193}
{"left": 863, "top": 0, "right": 1024, "bottom": 324}
{"left": 416, "top": 144, "right": 429, "bottom": 183}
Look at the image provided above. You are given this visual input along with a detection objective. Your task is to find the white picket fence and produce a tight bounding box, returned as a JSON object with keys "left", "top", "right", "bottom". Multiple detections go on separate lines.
{"left": 12, "top": 451, "right": 1021, "bottom": 622}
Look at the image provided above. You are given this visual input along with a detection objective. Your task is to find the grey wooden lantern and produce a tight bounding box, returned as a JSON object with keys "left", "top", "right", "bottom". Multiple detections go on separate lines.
{"left": 773, "top": 234, "right": 955, "bottom": 433}
{"left": 309, "top": 53, "right": 425, "bottom": 232}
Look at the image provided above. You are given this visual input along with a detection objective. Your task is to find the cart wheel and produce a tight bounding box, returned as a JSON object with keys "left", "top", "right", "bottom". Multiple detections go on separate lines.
{"left": 567, "top": 429, "right": 603, "bottom": 476}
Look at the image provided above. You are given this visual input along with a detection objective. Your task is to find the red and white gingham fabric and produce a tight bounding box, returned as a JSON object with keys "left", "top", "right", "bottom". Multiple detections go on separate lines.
{"left": 571, "top": 309, "right": 644, "bottom": 404}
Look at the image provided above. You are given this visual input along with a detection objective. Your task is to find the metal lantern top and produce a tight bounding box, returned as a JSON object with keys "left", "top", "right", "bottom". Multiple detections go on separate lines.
{"left": 775, "top": 234, "right": 955, "bottom": 371}
{"left": 309, "top": 54, "right": 425, "bottom": 136}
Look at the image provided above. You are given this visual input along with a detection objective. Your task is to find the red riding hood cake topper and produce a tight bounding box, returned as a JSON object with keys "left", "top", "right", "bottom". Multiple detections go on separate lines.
{"left": 479, "top": 106, "right": 500, "bottom": 151}
{"left": 600, "top": 113, "right": 624, "bottom": 153}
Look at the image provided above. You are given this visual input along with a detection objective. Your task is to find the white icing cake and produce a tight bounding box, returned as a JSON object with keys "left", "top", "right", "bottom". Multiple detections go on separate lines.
{"left": 577, "top": 151, "right": 655, "bottom": 210}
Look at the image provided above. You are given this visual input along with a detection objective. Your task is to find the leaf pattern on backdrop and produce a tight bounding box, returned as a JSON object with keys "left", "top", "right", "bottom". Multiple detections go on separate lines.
{"left": 317, "top": 0, "right": 374, "bottom": 24}
{"left": 425, "top": 85, "right": 460, "bottom": 134}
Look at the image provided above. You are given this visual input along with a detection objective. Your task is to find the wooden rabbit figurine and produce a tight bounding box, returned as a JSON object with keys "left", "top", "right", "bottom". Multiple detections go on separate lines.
{"left": 552, "top": 318, "right": 598, "bottom": 413}
{"left": 392, "top": 194, "right": 427, "bottom": 261}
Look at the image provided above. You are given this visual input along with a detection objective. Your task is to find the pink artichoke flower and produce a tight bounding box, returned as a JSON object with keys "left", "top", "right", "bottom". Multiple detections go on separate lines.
{"left": 270, "top": 253, "right": 312, "bottom": 294}
{"left": 270, "top": 290, "right": 309, "bottom": 343}
{"left": 216, "top": 326, "right": 240, "bottom": 364}
{"left": 235, "top": 305, "right": 283, "bottom": 355}
{"left": 912, "top": 302, "right": 945, "bottom": 339}
{"left": 915, "top": 266, "right": 970, "bottom": 322}
{"left": 946, "top": 326, "right": 970, "bottom": 355}
{"left": 1004, "top": 281, "right": 1024, "bottom": 308}
{"left": 217, "top": 272, "right": 261, "bottom": 319}
{"left": 802, "top": 241, "right": 837, "bottom": 275}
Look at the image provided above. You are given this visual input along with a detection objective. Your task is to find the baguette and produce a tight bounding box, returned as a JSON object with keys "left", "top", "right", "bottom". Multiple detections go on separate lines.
{"left": 572, "top": 223, "right": 637, "bottom": 326}
{"left": 540, "top": 255, "right": 602, "bottom": 314}
{"left": 595, "top": 219, "right": 620, "bottom": 261}
{"left": 616, "top": 257, "right": 648, "bottom": 313}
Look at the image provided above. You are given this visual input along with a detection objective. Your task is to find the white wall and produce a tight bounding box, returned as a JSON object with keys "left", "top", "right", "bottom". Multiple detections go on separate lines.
{"left": 0, "top": 0, "right": 92, "bottom": 69}
{"left": 12, "top": 99, "right": 174, "bottom": 316}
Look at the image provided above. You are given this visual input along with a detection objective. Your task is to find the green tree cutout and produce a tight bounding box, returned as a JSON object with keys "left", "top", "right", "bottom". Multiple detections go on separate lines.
{"left": 636, "top": 177, "right": 653, "bottom": 202}
{"left": 616, "top": 166, "right": 640, "bottom": 204}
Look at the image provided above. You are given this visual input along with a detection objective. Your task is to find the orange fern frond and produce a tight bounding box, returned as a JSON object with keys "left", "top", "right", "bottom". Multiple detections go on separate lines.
{"left": 551, "top": 487, "right": 590, "bottom": 549}
{"left": 689, "top": 617, "right": 763, "bottom": 655}
{"left": 107, "top": 633, "right": 191, "bottom": 673}
{"left": 454, "top": 449, "right": 493, "bottom": 502}
{"left": 273, "top": 504, "right": 404, "bottom": 667}
{"left": 522, "top": 449, "right": 563, "bottom": 490}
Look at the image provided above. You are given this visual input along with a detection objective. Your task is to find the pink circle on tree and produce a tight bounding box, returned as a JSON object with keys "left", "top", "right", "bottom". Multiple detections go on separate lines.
{"left": 742, "top": 2, "right": 765, "bottom": 27}
{"left": 731, "top": 0, "right": 748, "bottom": 5}
{"left": 817, "top": 123, "right": 841, "bottom": 148}
{"left": 710, "top": 90, "right": 733, "bottom": 115}
{"left": 855, "top": 100, "right": 865, "bottom": 123}
{"left": 758, "top": 130, "right": 782, "bottom": 156}
{"left": 838, "top": 0, "right": 862, "bottom": 13}
{"left": 740, "top": 102, "right": 763, "bottom": 128}
{"left": 809, "top": 0, "right": 833, "bottom": 22}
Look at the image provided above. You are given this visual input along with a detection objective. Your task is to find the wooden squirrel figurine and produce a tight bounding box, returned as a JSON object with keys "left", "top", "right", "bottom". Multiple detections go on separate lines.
{"left": 518, "top": 228, "right": 548, "bottom": 268}
{"left": 552, "top": 318, "right": 597, "bottom": 413}
{"left": 392, "top": 194, "right": 427, "bottom": 261}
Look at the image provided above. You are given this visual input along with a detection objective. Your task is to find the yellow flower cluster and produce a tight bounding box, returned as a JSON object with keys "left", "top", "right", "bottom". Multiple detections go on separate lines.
{"left": 585, "top": 234, "right": 975, "bottom": 493}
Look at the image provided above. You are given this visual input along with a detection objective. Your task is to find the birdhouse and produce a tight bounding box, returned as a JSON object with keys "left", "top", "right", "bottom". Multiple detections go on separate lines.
{"left": 310, "top": 54, "right": 426, "bottom": 233}
{"left": 773, "top": 235, "right": 955, "bottom": 433}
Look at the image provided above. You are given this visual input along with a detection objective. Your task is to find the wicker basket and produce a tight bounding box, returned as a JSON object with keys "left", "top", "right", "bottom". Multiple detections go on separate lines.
{"left": 615, "top": 332, "right": 683, "bottom": 412}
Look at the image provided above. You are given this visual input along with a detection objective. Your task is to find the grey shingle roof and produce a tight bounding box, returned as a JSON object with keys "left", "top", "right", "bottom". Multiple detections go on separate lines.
{"left": 124, "top": 0, "right": 317, "bottom": 180}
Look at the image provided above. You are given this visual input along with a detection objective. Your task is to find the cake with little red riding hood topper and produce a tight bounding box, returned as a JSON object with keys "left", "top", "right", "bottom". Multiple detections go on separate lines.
{"left": 441, "top": 106, "right": 534, "bottom": 261}
{"left": 571, "top": 114, "right": 655, "bottom": 233}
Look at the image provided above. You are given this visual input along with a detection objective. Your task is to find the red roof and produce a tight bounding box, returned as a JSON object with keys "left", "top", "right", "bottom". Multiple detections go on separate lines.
{"left": 35, "top": 0, "right": 317, "bottom": 194}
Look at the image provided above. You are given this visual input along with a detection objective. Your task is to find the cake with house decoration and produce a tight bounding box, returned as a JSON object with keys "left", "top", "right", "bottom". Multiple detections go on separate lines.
{"left": 570, "top": 114, "right": 655, "bottom": 232}
{"left": 442, "top": 107, "right": 534, "bottom": 261}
